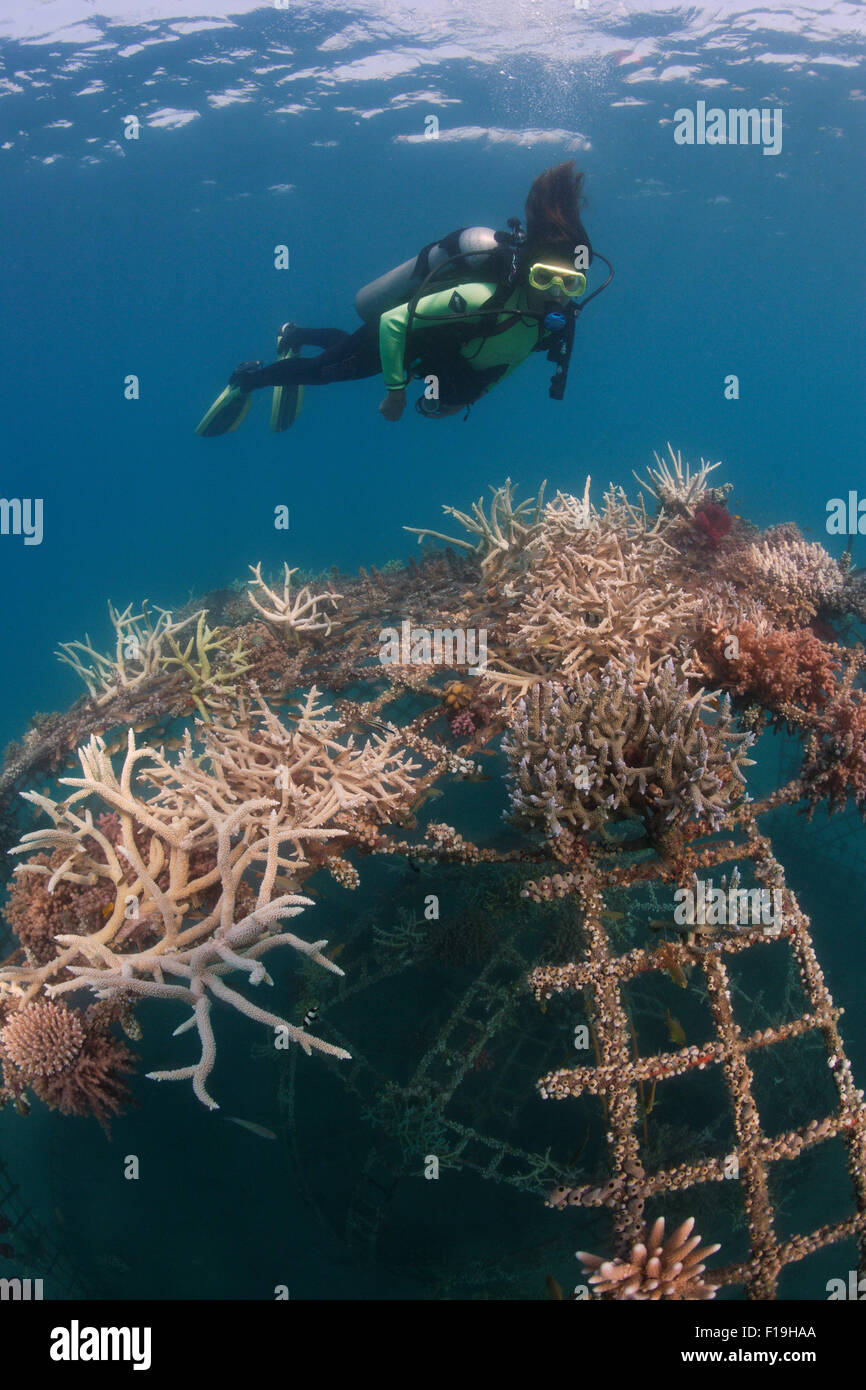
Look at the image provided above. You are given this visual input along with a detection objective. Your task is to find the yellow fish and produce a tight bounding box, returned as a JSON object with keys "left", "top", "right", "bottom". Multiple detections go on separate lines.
{"left": 665, "top": 1008, "right": 686, "bottom": 1047}
{"left": 411, "top": 787, "right": 444, "bottom": 812}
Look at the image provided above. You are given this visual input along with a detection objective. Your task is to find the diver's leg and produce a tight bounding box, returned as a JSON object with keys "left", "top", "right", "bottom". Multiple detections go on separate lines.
{"left": 277, "top": 324, "right": 351, "bottom": 353}
{"left": 242, "top": 322, "right": 381, "bottom": 389}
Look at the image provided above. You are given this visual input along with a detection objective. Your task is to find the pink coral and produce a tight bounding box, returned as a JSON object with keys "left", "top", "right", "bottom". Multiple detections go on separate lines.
{"left": 1, "top": 1001, "right": 84, "bottom": 1077}
{"left": 449, "top": 709, "right": 477, "bottom": 740}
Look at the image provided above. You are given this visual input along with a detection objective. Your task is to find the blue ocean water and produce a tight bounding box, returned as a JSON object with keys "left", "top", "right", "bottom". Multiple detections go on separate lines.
{"left": 0, "top": 1, "right": 864, "bottom": 1302}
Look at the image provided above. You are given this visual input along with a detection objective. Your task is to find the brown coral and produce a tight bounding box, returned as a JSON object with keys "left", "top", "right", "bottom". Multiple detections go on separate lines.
{"left": 503, "top": 659, "right": 754, "bottom": 840}
{"left": 700, "top": 622, "right": 841, "bottom": 715}
{"left": 5, "top": 849, "right": 115, "bottom": 964}
{"left": 0, "top": 1000, "right": 136, "bottom": 1131}
{"left": 577, "top": 1216, "right": 720, "bottom": 1300}
{"left": 801, "top": 688, "right": 866, "bottom": 817}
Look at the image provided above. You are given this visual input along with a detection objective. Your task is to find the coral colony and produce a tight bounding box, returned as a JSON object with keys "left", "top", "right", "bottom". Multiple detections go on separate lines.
{"left": 1, "top": 444, "right": 866, "bottom": 1297}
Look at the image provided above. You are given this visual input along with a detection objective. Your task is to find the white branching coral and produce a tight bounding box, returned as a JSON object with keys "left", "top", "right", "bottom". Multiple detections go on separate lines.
{"left": 0, "top": 689, "right": 423, "bottom": 1109}
{"left": 486, "top": 494, "right": 696, "bottom": 695}
{"left": 247, "top": 562, "right": 342, "bottom": 638}
{"left": 57, "top": 601, "right": 197, "bottom": 705}
{"left": 404, "top": 478, "right": 547, "bottom": 575}
{"left": 633, "top": 442, "right": 721, "bottom": 513}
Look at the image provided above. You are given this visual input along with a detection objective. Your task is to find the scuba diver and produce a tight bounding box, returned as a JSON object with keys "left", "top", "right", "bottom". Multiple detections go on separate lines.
{"left": 195, "top": 161, "right": 612, "bottom": 435}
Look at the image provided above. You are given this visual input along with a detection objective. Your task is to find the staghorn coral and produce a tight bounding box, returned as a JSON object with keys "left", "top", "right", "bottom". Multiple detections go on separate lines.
{"left": 577, "top": 1216, "right": 720, "bottom": 1300}
{"left": 0, "top": 688, "right": 426, "bottom": 1109}
{"left": 404, "top": 478, "right": 546, "bottom": 578}
{"left": 56, "top": 601, "right": 195, "bottom": 706}
{"left": 160, "top": 610, "right": 253, "bottom": 722}
{"left": 503, "top": 659, "right": 754, "bottom": 840}
{"left": 480, "top": 481, "right": 702, "bottom": 694}
{"left": 633, "top": 442, "right": 722, "bottom": 514}
{"left": 247, "top": 562, "right": 342, "bottom": 640}
{"left": 1, "top": 454, "right": 866, "bottom": 1298}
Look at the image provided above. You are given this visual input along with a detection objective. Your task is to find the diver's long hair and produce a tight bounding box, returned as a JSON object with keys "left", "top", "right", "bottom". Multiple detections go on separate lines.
{"left": 523, "top": 160, "right": 591, "bottom": 262}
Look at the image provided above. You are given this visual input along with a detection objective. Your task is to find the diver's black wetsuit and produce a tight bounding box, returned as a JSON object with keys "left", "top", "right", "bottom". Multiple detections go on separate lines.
{"left": 244, "top": 321, "right": 507, "bottom": 408}
{"left": 247, "top": 325, "right": 381, "bottom": 388}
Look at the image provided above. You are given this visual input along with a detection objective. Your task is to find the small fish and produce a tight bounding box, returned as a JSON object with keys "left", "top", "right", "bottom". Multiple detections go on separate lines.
{"left": 325, "top": 943, "right": 344, "bottom": 962}
{"left": 461, "top": 772, "right": 490, "bottom": 784}
{"left": 545, "top": 1275, "right": 564, "bottom": 1301}
{"left": 406, "top": 857, "right": 421, "bottom": 874}
{"left": 161, "top": 737, "right": 186, "bottom": 751}
{"left": 655, "top": 946, "right": 688, "bottom": 989}
{"left": 101, "top": 902, "right": 114, "bottom": 921}
{"left": 304, "top": 1006, "right": 319, "bottom": 1028}
{"left": 411, "top": 787, "right": 444, "bottom": 812}
{"left": 665, "top": 1008, "right": 686, "bottom": 1047}
{"left": 666, "top": 959, "right": 688, "bottom": 988}
{"left": 644, "top": 1079, "right": 658, "bottom": 1116}
{"left": 600, "top": 910, "right": 624, "bottom": 922}
{"left": 225, "top": 1116, "right": 277, "bottom": 1141}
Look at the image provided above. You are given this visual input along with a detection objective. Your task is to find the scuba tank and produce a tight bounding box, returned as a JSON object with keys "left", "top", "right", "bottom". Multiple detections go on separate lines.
{"left": 354, "top": 226, "right": 512, "bottom": 323}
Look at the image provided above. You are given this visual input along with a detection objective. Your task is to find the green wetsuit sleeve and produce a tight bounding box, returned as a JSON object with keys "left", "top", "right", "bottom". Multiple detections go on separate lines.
{"left": 378, "top": 281, "right": 499, "bottom": 391}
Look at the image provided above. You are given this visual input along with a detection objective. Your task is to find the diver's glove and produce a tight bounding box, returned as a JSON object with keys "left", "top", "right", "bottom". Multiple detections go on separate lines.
{"left": 228, "top": 361, "right": 265, "bottom": 393}
{"left": 378, "top": 388, "right": 406, "bottom": 422}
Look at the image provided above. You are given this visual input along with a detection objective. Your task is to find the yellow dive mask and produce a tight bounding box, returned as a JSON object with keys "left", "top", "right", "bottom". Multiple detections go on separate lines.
{"left": 528, "top": 263, "right": 587, "bottom": 298}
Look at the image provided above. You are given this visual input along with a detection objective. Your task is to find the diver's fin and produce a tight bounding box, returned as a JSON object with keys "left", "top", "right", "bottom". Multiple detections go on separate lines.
{"left": 270, "top": 334, "right": 304, "bottom": 433}
{"left": 195, "top": 384, "right": 252, "bottom": 438}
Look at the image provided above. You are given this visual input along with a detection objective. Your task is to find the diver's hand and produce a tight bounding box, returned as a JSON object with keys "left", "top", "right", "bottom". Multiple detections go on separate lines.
{"left": 378, "top": 388, "right": 406, "bottom": 422}
{"left": 228, "top": 361, "right": 264, "bottom": 393}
